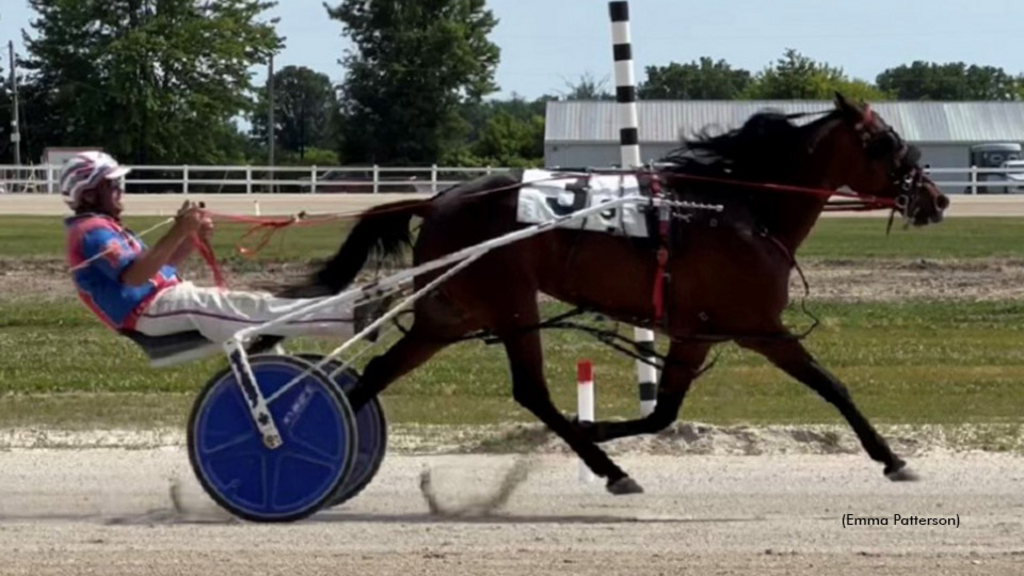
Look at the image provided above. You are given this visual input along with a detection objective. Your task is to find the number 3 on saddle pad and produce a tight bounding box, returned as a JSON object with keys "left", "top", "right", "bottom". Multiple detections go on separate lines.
{"left": 188, "top": 355, "right": 358, "bottom": 522}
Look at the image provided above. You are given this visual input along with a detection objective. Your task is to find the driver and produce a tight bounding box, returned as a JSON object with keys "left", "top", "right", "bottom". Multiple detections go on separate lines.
{"left": 62, "top": 151, "right": 365, "bottom": 344}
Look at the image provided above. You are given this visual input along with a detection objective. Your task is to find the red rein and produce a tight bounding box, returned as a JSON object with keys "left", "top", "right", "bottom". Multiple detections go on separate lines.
{"left": 189, "top": 170, "right": 896, "bottom": 290}
{"left": 190, "top": 233, "right": 227, "bottom": 289}
{"left": 188, "top": 211, "right": 351, "bottom": 289}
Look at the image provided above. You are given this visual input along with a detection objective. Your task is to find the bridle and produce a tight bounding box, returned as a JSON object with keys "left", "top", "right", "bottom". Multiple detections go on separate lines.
{"left": 858, "top": 105, "right": 928, "bottom": 225}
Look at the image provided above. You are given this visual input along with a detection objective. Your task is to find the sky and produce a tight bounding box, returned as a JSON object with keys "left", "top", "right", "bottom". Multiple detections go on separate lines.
{"left": 3, "top": 0, "right": 1024, "bottom": 100}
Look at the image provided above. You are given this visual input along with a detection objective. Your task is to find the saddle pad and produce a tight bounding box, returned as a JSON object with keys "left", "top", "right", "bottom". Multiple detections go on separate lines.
{"left": 516, "top": 169, "right": 650, "bottom": 238}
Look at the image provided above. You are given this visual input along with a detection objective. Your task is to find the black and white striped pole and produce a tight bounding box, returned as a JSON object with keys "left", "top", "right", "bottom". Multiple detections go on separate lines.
{"left": 609, "top": 1, "right": 658, "bottom": 417}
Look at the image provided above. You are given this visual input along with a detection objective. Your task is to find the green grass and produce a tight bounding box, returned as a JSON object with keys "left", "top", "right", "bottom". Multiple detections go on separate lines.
{"left": 5, "top": 215, "right": 1024, "bottom": 261}
{"left": 3, "top": 298, "right": 1024, "bottom": 428}
{"left": 4, "top": 215, "right": 1024, "bottom": 430}
{"left": 801, "top": 218, "right": 1024, "bottom": 259}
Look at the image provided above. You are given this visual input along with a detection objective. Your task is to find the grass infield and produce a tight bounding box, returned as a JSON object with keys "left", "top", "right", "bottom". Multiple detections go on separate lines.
{"left": 1, "top": 298, "right": 1022, "bottom": 429}
{"left": 2, "top": 216, "right": 1023, "bottom": 430}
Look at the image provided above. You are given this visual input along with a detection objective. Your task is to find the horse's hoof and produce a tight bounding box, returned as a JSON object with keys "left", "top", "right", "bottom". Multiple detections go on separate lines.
{"left": 606, "top": 476, "right": 644, "bottom": 495}
{"left": 885, "top": 462, "right": 919, "bottom": 482}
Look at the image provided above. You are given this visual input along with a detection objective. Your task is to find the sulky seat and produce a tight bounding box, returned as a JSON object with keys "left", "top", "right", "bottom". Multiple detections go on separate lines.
{"left": 120, "top": 329, "right": 222, "bottom": 368}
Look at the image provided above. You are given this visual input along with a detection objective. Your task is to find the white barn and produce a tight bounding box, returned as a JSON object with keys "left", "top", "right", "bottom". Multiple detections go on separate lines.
{"left": 544, "top": 100, "right": 1024, "bottom": 194}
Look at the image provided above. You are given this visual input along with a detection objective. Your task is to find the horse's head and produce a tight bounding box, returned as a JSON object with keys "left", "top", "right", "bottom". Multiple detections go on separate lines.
{"left": 829, "top": 93, "right": 949, "bottom": 225}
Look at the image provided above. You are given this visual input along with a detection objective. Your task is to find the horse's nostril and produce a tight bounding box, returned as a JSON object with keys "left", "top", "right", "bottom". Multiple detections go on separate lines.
{"left": 936, "top": 195, "right": 950, "bottom": 210}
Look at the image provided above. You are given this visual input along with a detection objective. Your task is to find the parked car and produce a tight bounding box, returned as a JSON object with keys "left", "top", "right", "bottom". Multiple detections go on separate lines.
{"left": 968, "top": 143, "right": 1023, "bottom": 194}
{"left": 991, "top": 159, "right": 1024, "bottom": 193}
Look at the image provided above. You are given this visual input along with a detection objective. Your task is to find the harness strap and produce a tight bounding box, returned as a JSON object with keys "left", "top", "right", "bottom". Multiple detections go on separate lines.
{"left": 652, "top": 247, "right": 669, "bottom": 321}
{"left": 648, "top": 175, "right": 672, "bottom": 325}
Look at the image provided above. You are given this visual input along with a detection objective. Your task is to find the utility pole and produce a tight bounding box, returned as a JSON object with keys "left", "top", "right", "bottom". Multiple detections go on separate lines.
{"left": 268, "top": 53, "right": 275, "bottom": 168}
{"left": 267, "top": 53, "right": 275, "bottom": 193}
{"left": 9, "top": 41, "right": 21, "bottom": 171}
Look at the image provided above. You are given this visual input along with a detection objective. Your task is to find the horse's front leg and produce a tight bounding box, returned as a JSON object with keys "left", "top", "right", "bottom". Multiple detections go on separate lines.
{"left": 502, "top": 325, "right": 642, "bottom": 495}
{"left": 739, "top": 337, "right": 917, "bottom": 481}
{"left": 578, "top": 341, "right": 711, "bottom": 443}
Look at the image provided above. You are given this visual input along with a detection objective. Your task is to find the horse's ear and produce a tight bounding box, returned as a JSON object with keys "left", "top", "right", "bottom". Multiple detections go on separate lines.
{"left": 834, "top": 91, "right": 862, "bottom": 121}
{"left": 834, "top": 91, "right": 854, "bottom": 113}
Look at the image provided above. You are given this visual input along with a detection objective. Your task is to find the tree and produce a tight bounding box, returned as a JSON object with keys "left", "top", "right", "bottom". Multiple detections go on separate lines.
{"left": 328, "top": 0, "right": 500, "bottom": 165}
{"left": 638, "top": 57, "right": 751, "bottom": 100}
{"left": 469, "top": 110, "right": 544, "bottom": 166}
{"left": 746, "top": 48, "right": 889, "bottom": 101}
{"left": 457, "top": 93, "right": 549, "bottom": 143}
{"left": 877, "top": 61, "right": 1021, "bottom": 100}
{"left": 252, "top": 65, "right": 339, "bottom": 160}
{"left": 282, "top": 147, "right": 339, "bottom": 166}
{"left": 20, "top": 0, "right": 282, "bottom": 165}
{"left": 443, "top": 93, "right": 550, "bottom": 166}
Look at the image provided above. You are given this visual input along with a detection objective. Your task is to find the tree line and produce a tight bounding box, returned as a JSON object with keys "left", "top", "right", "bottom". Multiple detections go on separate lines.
{"left": 3, "top": 1, "right": 1024, "bottom": 168}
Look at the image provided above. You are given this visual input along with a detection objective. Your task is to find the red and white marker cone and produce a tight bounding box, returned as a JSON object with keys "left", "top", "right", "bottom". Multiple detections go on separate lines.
{"left": 577, "top": 360, "right": 595, "bottom": 483}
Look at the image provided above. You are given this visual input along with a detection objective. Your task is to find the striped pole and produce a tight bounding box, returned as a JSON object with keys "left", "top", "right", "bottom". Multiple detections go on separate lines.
{"left": 609, "top": 1, "right": 658, "bottom": 417}
{"left": 576, "top": 360, "right": 596, "bottom": 482}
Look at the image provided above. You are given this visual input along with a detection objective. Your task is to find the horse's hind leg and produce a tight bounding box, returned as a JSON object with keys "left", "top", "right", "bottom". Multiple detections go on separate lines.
{"left": 740, "top": 338, "right": 916, "bottom": 481}
{"left": 579, "top": 341, "right": 712, "bottom": 443}
{"left": 499, "top": 315, "right": 642, "bottom": 495}
{"left": 346, "top": 328, "right": 449, "bottom": 412}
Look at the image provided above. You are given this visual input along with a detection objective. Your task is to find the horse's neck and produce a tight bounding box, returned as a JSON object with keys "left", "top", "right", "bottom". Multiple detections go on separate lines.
{"left": 753, "top": 147, "right": 832, "bottom": 253}
{"left": 762, "top": 194, "right": 827, "bottom": 254}
{"left": 766, "top": 119, "right": 848, "bottom": 253}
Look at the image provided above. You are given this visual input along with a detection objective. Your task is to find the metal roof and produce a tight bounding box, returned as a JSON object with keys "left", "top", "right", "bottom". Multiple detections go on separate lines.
{"left": 545, "top": 100, "right": 1024, "bottom": 144}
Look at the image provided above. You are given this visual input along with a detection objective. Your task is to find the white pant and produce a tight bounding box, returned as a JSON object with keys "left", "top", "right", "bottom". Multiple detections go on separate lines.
{"left": 134, "top": 282, "right": 356, "bottom": 343}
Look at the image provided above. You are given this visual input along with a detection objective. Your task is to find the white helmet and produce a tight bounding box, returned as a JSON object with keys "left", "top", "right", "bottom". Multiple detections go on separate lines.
{"left": 59, "top": 151, "right": 131, "bottom": 209}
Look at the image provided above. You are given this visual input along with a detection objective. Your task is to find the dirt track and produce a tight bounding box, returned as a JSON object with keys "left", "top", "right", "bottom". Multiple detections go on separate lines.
{"left": 0, "top": 449, "right": 1022, "bottom": 575}
{"left": 3, "top": 192, "right": 1024, "bottom": 216}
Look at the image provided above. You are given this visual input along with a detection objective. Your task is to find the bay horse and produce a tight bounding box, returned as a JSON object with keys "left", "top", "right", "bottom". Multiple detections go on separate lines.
{"left": 285, "top": 94, "right": 949, "bottom": 494}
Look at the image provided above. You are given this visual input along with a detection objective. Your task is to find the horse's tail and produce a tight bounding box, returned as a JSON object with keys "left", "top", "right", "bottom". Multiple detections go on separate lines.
{"left": 281, "top": 199, "right": 431, "bottom": 297}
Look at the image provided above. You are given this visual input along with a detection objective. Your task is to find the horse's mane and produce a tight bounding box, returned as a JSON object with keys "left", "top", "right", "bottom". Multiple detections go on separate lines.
{"left": 658, "top": 109, "right": 840, "bottom": 182}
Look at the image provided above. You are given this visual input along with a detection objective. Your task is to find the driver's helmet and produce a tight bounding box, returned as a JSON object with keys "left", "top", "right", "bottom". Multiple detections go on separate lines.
{"left": 59, "top": 151, "right": 131, "bottom": 209}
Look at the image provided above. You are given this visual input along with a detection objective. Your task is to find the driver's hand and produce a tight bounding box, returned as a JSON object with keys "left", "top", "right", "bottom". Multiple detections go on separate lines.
{"left": 174, "top": 201, "right": 205, "bottom": 235}
{"left": 198, "top": 216, "right": 214, "bottom": 241}
{"left": 176, "top": 200, "right": 199, "bottom": 217}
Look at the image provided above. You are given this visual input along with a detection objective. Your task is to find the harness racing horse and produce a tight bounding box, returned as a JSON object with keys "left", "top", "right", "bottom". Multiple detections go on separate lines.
{"left": 285, "top": 94, "right": 950, "bottom": 494}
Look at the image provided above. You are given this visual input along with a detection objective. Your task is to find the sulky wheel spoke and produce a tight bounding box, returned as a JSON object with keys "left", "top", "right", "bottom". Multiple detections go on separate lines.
{"left": 200, "top": 429, "right": 262, "bottom": 457}
{"left": 280, "top": 434, "right": 345, "bottom": 470}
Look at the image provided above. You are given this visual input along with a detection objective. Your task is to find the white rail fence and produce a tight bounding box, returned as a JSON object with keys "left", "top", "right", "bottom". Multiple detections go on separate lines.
{"left": 0, "top": 165, "right": 513, "bottom": 195}
{"left": 924, "top": 167, "right": 1024, "bottom": 194}
{"left": 1, "top": 164, "right": 1023, "bottom": 195}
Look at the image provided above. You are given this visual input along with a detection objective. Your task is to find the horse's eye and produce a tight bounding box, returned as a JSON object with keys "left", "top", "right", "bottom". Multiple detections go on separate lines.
{"left": 866, "top": 137, "right": 896, "bottom": 158}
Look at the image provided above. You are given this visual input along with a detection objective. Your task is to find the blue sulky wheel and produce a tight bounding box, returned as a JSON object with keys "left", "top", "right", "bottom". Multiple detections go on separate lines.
{"left": 295, "top": 355, "right": 388, "bottom": 508}
{"left": 187, "top": 354, "right": 357, "bottom": 523}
